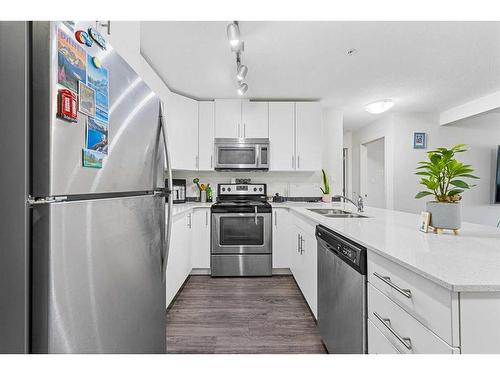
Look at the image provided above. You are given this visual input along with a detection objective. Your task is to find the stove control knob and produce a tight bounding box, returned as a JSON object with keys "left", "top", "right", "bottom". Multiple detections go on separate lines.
{"left": 259, "top": 187, "right": 263, "bottom": 192}
{"left": 222, "top": 187, "right": 226, "bottom": 192}
{"left": 228, "top": 187, "right": 231, "bottom": 192}
{"left": 254, "top": 187, "right": 257, "bottom": 192}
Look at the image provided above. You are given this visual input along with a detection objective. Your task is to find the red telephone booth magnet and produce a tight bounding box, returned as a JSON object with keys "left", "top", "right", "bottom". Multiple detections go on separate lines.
{"left": 57, "top": 88, "right": 78, "bottom": 122}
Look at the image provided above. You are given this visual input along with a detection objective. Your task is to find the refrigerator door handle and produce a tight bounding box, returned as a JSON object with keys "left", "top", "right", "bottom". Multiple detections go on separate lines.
{"left": 159, "top": 102, "right": 173, "bottom": 282}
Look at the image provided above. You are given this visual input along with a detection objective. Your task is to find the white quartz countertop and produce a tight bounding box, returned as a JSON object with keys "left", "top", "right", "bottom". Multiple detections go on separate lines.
{"left": 273, "top": 202, "right": 500, "bottom": 292}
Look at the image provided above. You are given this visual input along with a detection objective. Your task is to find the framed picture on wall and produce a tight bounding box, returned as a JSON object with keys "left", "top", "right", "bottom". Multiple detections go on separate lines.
{"left": 413, "top": 132, "right": 427, "bottom": 149}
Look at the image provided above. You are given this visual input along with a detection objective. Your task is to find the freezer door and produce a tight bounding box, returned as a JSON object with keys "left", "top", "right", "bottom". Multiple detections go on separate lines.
{"left": 31, "top": 195, "right": 166, "bottom": 353}
{"left": 32, "top": 22, "right": 164, "bottom": 197}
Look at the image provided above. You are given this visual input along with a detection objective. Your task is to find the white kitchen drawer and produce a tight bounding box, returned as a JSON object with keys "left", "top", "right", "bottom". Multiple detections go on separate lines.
{"left": 368, "top": 318, "right": 401, "bottom": 354}
{"left": 368, "top": 284, "right": 458, "bottom": 354}
{"left": 368, "top": 252, "right": 459, "bottom": 346}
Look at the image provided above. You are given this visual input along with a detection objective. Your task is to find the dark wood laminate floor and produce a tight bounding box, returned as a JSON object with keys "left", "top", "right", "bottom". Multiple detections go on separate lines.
{"left": 166, "top": 275, "right": 326, "bottom": 354}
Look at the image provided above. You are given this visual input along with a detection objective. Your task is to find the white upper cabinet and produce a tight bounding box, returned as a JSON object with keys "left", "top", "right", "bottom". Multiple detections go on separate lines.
{"left": 295, "top": 102, "right": 322, "bottom": 171}
{"left": 269, "top": 102, "right": 295, "bottom": 171}
{"left": 166, "top": 92, "right": 199, "bottom": 170}
{"left": 198, "top": 102, "right": 215, "bottom": 170}
{"left": 215, "top": 99, "right": 242, "bottom": 138}
{"left": 242, "top": 101, "right": 269, "bottom": 138}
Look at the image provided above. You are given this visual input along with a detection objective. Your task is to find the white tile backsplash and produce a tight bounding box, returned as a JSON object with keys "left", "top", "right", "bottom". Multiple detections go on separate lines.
{"left": 171, "top": 171, "right": 323, "bottom": 199}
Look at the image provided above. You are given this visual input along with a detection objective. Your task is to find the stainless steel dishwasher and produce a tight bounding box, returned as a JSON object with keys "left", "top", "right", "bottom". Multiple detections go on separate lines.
{"left": 316, "top": 225, "right": 367, "bottom": 354}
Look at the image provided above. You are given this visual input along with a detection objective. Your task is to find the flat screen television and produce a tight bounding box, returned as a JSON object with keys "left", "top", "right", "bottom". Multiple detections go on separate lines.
{"left": 496, "top": 146, "right": 500, "bottom": 204}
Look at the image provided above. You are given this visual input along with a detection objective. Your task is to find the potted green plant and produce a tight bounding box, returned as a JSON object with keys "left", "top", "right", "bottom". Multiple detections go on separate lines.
{"left": 320, "top": 169, "right": 332, "bottom": 203}
{"left": 415, "top": 144, "right": 478, "bottom": 231}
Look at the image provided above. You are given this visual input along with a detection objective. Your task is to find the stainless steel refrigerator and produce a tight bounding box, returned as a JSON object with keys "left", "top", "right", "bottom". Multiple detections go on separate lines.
{"left": 0, "top": 21, "right": 173, "bottom": 353}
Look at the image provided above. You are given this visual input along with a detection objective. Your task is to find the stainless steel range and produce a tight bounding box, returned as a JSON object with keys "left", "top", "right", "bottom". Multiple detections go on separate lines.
{"left": 211, "top": 183, "right": 272, "bottom": 277}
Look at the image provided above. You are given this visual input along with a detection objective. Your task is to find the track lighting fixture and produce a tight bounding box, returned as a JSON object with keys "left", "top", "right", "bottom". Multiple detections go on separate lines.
{"left": 227, "top": 21, "right": 250, "bottom": 96}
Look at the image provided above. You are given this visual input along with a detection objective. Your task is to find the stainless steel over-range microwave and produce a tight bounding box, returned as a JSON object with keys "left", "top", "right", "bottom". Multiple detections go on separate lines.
{"left": 214, "top": 138, "right": 269, "bottom": 171}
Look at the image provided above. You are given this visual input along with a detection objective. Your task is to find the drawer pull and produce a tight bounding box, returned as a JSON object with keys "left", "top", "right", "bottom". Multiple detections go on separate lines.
{"left": 373, "top": 272, "right": 412, "bottom": 299}
{"left": 373, "top": 311, "right": 412, "bottom": 350}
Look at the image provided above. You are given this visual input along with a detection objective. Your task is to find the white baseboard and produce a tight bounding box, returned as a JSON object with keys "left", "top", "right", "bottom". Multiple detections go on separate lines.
{"left": 189, "top": 268, "right": 292, "bottom": 276}
{"left": 272, "top": 268, "right": 292, "bottom": 275}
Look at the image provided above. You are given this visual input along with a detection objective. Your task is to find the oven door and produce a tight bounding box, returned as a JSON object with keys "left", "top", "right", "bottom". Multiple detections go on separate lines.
{"left": 211, "top": 213, "right": 272, "bottom": 254}
{"left": 214, "top": 143, "right": 259, "bottom": 170}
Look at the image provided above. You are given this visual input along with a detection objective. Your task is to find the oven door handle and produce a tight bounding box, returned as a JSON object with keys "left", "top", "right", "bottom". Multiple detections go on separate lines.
{"left": 254, "top": 206, "right": 258, "bottom": 225}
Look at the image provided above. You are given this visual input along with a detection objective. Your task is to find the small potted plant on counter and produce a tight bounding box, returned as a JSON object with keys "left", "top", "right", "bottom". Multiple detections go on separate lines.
{"left": 320, "top": 169, "right": 332, "bottom": 203}
{"left": 414, "top": 144, "right": 479, "bottom": 234}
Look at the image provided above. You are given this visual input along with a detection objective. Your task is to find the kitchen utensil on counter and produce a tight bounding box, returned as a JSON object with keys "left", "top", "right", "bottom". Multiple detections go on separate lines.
{"left": 272, "top": 193, "right": 286, "bottom": 203}
{"left": 169, "top": 179, "right": 186, "bottom": 204}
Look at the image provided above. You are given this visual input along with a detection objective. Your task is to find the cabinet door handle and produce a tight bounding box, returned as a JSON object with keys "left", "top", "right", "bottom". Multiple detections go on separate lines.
{"left": 244, "top": 123, "right": 246, "bottom": 138}
{"left": 238, "top": 123, "right": 241, "bottom": 138}
{"left": 297, "top": 234, "right": 301, "bottom": 253}
{"left": 274, "top": 211, "right": 277, "bottom": 227}
{"left": 373, "top": 311, "right": 412, "bottom": 350}
{"left": 292, "top": 155, "right": 295, "bottom": 169}
{"left": 210, "top": 155, "right": 213, "bottom": 169}
{"left": 297, "top": 155, "right": 300, "bottom": 169}
{"left": 373, "top": 272, "right": 412, "bottom": 299}
{"left": 195, "top": 155, "right": 199, "bottom": 169}
{"left": 300, "top": 236, "right": 305, "bottom": 254}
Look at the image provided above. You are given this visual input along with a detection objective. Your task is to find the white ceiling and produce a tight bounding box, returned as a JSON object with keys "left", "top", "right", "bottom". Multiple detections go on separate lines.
{"left": 140, "top": 21, "right": 500, "bottom": 130}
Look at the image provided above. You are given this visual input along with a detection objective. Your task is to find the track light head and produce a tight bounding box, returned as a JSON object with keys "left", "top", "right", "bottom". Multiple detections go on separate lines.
{"left": 237, "top": 82, "right": 248, "bottom": 96}
{"left": 236, "top": 64, "right": 248, "bottom": 81}
{"left": 227, "top": 22, "right": 241, "bottom": 49}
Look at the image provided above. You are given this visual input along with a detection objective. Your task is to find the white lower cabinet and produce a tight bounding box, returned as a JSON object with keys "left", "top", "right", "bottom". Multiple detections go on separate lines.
{"left": 166, "top": 208, "right": 211, "bottom": 307}
{"left": 290, "top": 213, "right": 318, "bottom": 318}
{"left": 166, "top": 211, "right": 193, "bottom": 307}
{"left": 368, "top": 318, "right": 401, "bottom": 354}
{"left": 272, "top": 208, "right": 291, "bottom": 269}
{"left": 191, "top": 208, "right": 211, "bottom": 270}
{"left": 368, "top": 283, "right": 458, "bottom": 354}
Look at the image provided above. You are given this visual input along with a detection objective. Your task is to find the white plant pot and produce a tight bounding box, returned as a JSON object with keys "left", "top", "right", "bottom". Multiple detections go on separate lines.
{"left": 322, "top": 194, "right": 332, "bottom": 203}
{"left": 426, "top": 201, "right": 462, "bottom": 230}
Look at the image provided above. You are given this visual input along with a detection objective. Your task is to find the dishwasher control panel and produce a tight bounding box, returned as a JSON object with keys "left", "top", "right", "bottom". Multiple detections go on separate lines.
{"left": 316, "top": 225, "right": 366, "bottom": 274}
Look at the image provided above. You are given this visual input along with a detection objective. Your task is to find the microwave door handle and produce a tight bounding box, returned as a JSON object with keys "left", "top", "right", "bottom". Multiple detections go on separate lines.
{"left": 256, "top": 145, "right": 260, "bottom": 167}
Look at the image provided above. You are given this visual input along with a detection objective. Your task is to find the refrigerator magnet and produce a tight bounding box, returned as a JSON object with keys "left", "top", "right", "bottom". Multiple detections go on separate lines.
{"left": 88, "top": 27, "right": 107, "bottom": 50}
{"left": 56, "top": 88, "right": 78, "bottom": 123}
{"left": 75, "top": 30, "right": 93, "bottom": 47}
{"left": 91, "top": 56, "right": 102, "bottom": 69}
{"left": 82, "top": 148, "right": 104, "bottom": 169}
{"left": 78, "top": 81, "right": 96, "bottom": 117}
{"left": 86, "top": 54, "right": 109, "bottom": 124}
{"left": 57, "top": 28, "right": 87, "bottom": 92}
{"left": 86, "top": 117, "right": 108, "bottom": 155}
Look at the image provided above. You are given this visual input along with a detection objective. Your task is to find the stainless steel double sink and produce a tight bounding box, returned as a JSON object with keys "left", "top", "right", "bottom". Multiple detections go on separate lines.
{"left": 307, "top": 208, "right": 368, "bottom": 218}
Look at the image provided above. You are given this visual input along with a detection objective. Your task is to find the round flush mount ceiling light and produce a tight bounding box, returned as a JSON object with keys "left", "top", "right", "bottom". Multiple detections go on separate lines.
{"left": 237, "top": 82, "right": 248, "bottom": 96}
{"left": 227, "top": 22, "right": 241, "bottom": 48}
{"left": 236, "top": 64, "right": 248, "bottom": 81}
{"left": 365, "top": 99, "right": 394, "bottom": 114}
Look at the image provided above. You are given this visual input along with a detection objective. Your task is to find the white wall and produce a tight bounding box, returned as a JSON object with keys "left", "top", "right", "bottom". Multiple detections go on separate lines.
{"left": 348, "top": 112, "right": 500, "bottom": 227}
{"left": 322, "top": 108, "right": 344, "bottom": 196}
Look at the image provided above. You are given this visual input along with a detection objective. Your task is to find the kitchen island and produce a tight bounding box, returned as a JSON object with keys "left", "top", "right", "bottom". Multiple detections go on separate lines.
{"left": 271, "top": 201, "right": 500, "bottom": 354}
